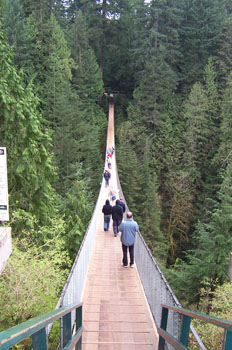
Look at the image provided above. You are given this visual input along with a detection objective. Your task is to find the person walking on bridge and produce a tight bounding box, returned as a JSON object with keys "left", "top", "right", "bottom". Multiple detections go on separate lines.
{"left": 119, "top": 197, "right": 126, "bottom": 214}
{"left": 118, "top": 211, "right": 139, "bottom": 268}
{"left": 112, "top": 199, "right": 123, "bottom": 237}
{"left": 109, "top": 186, "right": 119, "bottom": 203}
{"left": 104, "top": 170, "right": 111, "bottom": 187}
{"left": 102, "top": 199, "right": 112, "bottom": 231}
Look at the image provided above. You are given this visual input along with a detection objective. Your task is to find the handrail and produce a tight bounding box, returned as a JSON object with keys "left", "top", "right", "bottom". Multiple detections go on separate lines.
{"left": 158, "top": 304, "right": 232, "bottom": 350}
{"left": 0, "top": 303, "right": 82, "bottom": 350}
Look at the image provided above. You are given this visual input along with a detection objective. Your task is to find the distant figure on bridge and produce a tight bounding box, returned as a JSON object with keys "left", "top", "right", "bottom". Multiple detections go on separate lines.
{"left": 109, "top": 93, "right": 114, "bottom": 105}
{"left": 107, "top": 158, "right": 112, "bottom": 169}
{"left": 106, "top": 150, "right": 112, "bottom": 160}
{"left": 106, "top": 150, "right": 112, "bottom": 169}
{"left": 104, "top": 170, "right": 111, "bottom": 187}
{"left": 111, "top": 146, "right": 114, "bottom": 155}
{"left": 106, "top": 147, "right": 112, "bottom": 154}
{"left": 109, "top": 186, "right": 119, "bottom": 203}
{"left": 102, "top": 199, "right": 112, "bottom": 231}
{"left": 112, "top": 200, "right": 123, "bottom": 237}
{"left": 118, "top": 211, "right": 139, "bottom": 268}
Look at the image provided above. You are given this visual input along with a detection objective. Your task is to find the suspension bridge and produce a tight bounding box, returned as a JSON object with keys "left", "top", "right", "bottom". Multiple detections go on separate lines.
{"left": 1, "top": 102, "right": 232, "bottom": 350}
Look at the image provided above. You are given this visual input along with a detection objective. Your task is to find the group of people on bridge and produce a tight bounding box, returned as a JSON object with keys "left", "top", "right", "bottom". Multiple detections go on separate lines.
{"left": 103, "top": 146, "right": 114, "bottom": 187}
{"left": 102, "top": 192, "right": 139, "bottom": 268}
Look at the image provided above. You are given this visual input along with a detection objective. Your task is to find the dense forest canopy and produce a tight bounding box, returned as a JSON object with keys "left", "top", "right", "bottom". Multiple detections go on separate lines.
{"left": 1, "top": 0, "right": 232, "bottom": 348}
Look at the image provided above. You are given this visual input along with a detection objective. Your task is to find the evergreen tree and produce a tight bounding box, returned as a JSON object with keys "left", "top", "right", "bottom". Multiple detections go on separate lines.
{"left": 101, "top": 0, "right": 135, "bottom": 94}
{"left": 198, "top": 58, "right": 221, "bottom": 217}
{"left": 129, "top": 0, "right": 148, "bottom": 83}
{"left": 21, "top": 0, "right": 52, "bottom": 20}
{"left": 179, "top": 0, "right": 226, "bottom": 92}
{"left": 130, "top": 0, "right": 182, "bottom": 90}
{"left": 71, "top": 11, "right": 104, "bottom": 104}
{"left": 153, "top": 106, "right": 195, "bottom": 265}
{"left": 0, "top": 27, "right": 56, "bottom": 225}
{"left": 116, "top": 116, "right": 166, "bottom": 260}
{"left": 183, "top": 82, "right": 209, "bottom": 188}
{"left": 147, "top": 0, "right": 182, "bottom": 80}
{"left": 216, "top": 71, "right": 232, "bottom": 169}
{"left": 61, "top": 177, "right": 93, "bottom": 261}
{"left": 69, "top": 10, "right": 106, "bottom": 194}
{"left": 2, "top": 0, "right": 35, "bottom": 79}
{"left": 171, "top": 159, "right": 232, "bottom": 304}
{"left": 133, "top": 53, "right": 177, "bottom": 131}
{"left": 40, "top": 13, "right": 86, "bottom": 194}
{"left": 217, "top": 13, "right": 232, "bottom": 89}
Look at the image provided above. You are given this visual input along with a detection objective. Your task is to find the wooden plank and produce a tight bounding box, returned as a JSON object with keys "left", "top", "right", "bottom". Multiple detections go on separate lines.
{"left": 157, "top": 328, "right": 189, "bottom": 350}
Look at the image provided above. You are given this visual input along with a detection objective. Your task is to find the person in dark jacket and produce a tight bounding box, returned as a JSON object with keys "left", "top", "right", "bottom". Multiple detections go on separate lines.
{"left": 111, "top": 199, "right": 123, "bottom": 237}
{"left": 119, "top": 197, "right": 126, "bottom": 213}
{"left": 102, "top": 199, "right": 112, "bottom": 231}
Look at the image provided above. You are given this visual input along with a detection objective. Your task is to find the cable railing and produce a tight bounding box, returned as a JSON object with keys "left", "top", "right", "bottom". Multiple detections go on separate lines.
{"left": 54, "top": 180, "right": 104, "bottom": 347}
{"left": 56, "top": 180, "right": 104, "bottom": 310}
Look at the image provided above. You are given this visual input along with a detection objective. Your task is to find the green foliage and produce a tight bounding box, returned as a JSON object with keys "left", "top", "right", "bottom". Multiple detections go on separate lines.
{"left": 41, "top": 13, "right": 75, "bottom": 124}
{"left": 189, "top": 281, "right": 232, "bottom": 350}
{"left": 183, "top": 82, "right": 209, "bottom": 184}
{"left": 133, "top": 54, "right": 177, "bottom": 130}
{"left": 2, "top": 0, "right": 35, "bottom": 78}
{"left": 2, "top": 5, "right": 232, "bottom": 350}
{"left": 167, "top": 159, "right": 232, "bottom": 304}
{"left": 0, "top": 26, "right": 56, "bottom": 225}
{"left": 71, "top": 11, "right": 104, "bottom": 104}
{"left": 164, "top": 171, "right": 195, "bottom": 265}
{"left": 116, "top": 118, "right": 166, "bottom": 260}
{"left": 179, "top": 0, "right": 226, "bottom": 91}
{"left": 0, "top": 237, "right": 70, "bottom": 330}
{"left": 182, "top": 60, "right": 221, "bottom": 224}
{"left": 217, "top": 11, "right": 232, "bottom": 88}
{"left": 216, "top": 71, "right": 232, "bottom": 168}
{"left": 60, "top": 177, "right": 93, "bottom": 261}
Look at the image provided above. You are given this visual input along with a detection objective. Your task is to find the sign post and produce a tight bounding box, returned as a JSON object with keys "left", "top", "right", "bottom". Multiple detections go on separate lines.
{"left": 0, "top": 147, "right": 9, "bottom": 222}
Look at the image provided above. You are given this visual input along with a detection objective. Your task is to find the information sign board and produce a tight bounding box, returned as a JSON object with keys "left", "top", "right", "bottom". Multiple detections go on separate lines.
{"left": 0, "top": 148, "right": 9, "bottom": 221}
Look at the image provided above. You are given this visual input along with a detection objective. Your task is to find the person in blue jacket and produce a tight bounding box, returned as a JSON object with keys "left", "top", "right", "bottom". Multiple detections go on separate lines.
{"left": 118, "top": 211, "right": 139, "bottom": 268}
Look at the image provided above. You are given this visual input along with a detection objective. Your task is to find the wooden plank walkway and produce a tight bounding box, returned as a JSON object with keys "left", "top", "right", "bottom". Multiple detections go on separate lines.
{"left": 81, "top": 103, "right": 159, "bottom": 349}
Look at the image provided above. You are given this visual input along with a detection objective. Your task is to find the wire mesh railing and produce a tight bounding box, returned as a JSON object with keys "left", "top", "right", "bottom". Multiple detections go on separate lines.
{"left": 53, "top": 180, "right": 104, "bottom": 348}
{"left": 56, "top": 180, "right": 104, "bottom": 310}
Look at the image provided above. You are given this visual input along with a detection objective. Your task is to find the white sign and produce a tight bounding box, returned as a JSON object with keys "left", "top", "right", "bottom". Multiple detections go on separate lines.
{"left": 0, "top": 148, "right": 9, "bottom": 221}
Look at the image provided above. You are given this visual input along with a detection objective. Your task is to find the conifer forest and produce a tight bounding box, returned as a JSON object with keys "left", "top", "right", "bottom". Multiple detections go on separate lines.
{"left": 1, "top": 0, "right": 232, "bottom": 348}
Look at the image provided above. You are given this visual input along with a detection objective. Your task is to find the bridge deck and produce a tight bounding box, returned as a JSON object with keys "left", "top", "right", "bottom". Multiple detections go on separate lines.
{"left": 82, "top": 104, "right": 158, "bottom": 349}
